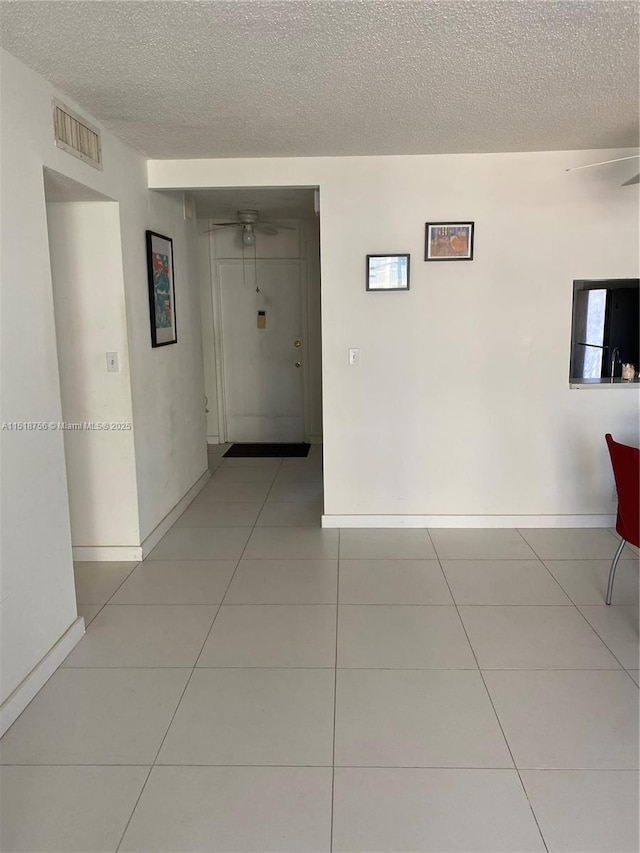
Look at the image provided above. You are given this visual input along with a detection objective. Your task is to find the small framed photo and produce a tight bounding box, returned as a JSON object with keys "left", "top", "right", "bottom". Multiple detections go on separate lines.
{"left": 425, "top": 222, "right": 474, "bottom": 261}
{"left": 366, "top": 254, "right": 410, "bottom": 291}
{"left": 146, "top": 230, "right": 177, "bottom": 347}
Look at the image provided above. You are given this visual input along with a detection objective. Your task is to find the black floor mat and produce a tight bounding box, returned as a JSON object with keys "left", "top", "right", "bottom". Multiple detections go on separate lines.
{"left": 224, "top": 443, "right": 311, "bottom": 458}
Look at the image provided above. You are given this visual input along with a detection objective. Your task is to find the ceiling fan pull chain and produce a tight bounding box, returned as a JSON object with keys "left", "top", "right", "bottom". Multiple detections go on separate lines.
{"left": 254, "top": 243, "right": 260, "bottom": 293}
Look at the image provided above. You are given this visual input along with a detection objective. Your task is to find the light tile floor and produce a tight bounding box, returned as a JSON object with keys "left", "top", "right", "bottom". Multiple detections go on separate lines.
{"left": 1, "top": 443, "right": 638, "bottom": 852}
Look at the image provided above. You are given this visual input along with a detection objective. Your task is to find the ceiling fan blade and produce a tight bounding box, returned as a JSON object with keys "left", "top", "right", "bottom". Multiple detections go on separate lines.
{"left": 254, "top": 224, "right": 278, "bottom": 236}
{"left": 202, "top": 222, "right": 240, "bottom": 233}
{"left": 622, "top": 173, "right": 640, "bottom": 186}
{"left": 565, "top": 154, "right": 640, "bottom": 173}
{"left": 264, "top": 223, "right": 296, "bottom": 230}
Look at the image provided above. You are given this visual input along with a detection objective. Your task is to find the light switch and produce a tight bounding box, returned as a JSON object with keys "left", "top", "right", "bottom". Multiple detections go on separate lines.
{"left": 257, "top": 311, "right": 266, "bottom": 329}
{"left": 348, "top": 348, "right": 360, "bottom": 366}
{"left": 106, "top": 352, "right": 120, "bottom": 372}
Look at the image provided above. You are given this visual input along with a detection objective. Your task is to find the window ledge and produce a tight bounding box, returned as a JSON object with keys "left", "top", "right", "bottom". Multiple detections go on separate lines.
{"left": 570, "top": 379, "right": 640, "bottom": 389}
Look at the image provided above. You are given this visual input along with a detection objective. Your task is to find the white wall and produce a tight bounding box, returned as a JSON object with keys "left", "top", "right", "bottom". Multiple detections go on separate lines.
{"left": 151, "top": 151, "right": 639, "bottom": 525}
{"left": 125, "top": 191, "right": 207, "bottom": 542}
{"left": 46, "top": 201, "right": 139, "bottom": 547}
{"left": 200, "top": 218, "right": 323, "bottom": 443}
{"left": 0, "top": 47, "right": 206, "bottom": 719}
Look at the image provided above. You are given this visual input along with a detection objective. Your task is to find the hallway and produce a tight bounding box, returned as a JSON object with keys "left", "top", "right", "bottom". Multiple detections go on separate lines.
{"left": 0, "top": 445, "right": 638, "bottom": 852}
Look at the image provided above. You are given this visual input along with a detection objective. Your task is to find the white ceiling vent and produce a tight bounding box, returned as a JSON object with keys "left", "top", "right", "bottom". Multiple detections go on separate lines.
{"left": 52, "top": 99, "right": 102, "bottom": 170}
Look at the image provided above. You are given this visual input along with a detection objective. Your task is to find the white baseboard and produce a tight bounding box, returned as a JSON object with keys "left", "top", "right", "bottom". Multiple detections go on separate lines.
{"left": 0, "top": 617, "right": 85, "bottom": 737}
{"left": 141, "top": 469, "right": 211, "bottom": 558}
{"left": 72, "top": 545, "right": 143, "bottom": 561}
{"left": 322, "top": 514, "right": 617, "bottom": 528}
{"left": 71, "top": 470, "right": 211, "bottom": 562}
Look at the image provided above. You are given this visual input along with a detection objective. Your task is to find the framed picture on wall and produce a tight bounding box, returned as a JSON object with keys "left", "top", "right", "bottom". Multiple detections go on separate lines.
{"left": 366, "top": 254, "right": 410, "bottom": 291}
{"left": 425, "top": 222, "right": 474, "bottom": 261}
{"left": 146, "top": 230, "right": 177, "bottom": 347}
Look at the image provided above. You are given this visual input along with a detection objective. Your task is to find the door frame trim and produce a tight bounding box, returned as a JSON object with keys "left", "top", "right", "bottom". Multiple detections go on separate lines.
{"left": 300, "top": 222, "right": 312, "bottom": 444}
{"left": 208, "top": 227, "right": 310, "bottom": 445}
{"left": 208, "top": 224, "right": 228, "bottom": 443}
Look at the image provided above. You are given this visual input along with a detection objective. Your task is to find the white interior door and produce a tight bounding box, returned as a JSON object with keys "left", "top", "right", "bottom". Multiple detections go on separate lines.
{"left": 219, "top": 259, "right": 305, "bottom": 442}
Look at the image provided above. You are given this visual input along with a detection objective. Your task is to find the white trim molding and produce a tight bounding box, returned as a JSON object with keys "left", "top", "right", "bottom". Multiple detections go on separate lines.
{"left": 0, "top": 617, "right": 85, "bottom": 737}
{"left": 72, "top": 545, "right": 143, "bottom": 561}
{"left": 71, "top": 469, "right": 211, "bottom": 561}
{"left": 322, "top": 514, "right": 617, "bottom": 529}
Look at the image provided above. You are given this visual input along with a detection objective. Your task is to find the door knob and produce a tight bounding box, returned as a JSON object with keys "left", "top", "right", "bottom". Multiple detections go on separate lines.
{"left": 294, "top": 340, "right": 301, "bottom": 348}
{"left": 294, "top": 361, "right": 301, "bottom": 368}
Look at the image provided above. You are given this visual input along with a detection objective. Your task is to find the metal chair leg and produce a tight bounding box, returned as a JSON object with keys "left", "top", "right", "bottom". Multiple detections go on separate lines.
{"left": 605, "top": 538, "right": 626, "bottom": 605}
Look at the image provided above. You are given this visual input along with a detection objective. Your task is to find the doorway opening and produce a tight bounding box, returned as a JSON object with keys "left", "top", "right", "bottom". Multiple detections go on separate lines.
{"left": 43, "top": 168, "right": 140, "bottom": 559}
{"left": 193, "top": 187, "right": 322, "bottom": 449}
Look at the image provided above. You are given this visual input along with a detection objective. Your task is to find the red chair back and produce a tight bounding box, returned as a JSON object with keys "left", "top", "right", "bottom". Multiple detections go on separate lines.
{"left": 605, "top": 433, "right": 640, "bottom": 549}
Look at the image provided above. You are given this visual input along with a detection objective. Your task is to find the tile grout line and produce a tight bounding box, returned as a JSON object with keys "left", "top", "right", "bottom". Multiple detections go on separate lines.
{"left": 78, "top": 602, "right": 634, "bottom": 608}
{"left": 571, "top": 607, "right": 635, "bottom": 676}
{"left": 518, "top": 533, "right": 634, "bottom": 674}
{"left": 330, "top": 530, "right": 340, "bottom": 853}
{"left": 68, "top": 555, "right": 168, "bottom": 851}
{"left": 260, "top": 457, "right": 285, "bottom": 508}
{"left": 320, "top": 555, "right": 638, "bottom": 561}
{"left": 513, "top": 531, "right": 580, "bottom": 602}
{"left": 3, "top": 762, "right": 639, "bottom": 770}
{"left": 58, "top": 665, "right": 630, "bottom": 672}
{"left": 75, "top": 559, "right": 141, "bottom": 625}
{"left": 114, "top": 455, "right": 276, "bottom": 852}
{"left": 425, "top": 528, "right": 551, "bottom": 853}
{"left": 113, "top": 611, "right": 221, "bottom": 850}
{"left": 136, "top": 556, "right": 640, "bottom": 562}
{"left": 515, "top": 526, "right": 639, "bottom": 562}
{"left": 332, "top": 603, "right": 588, "bottom": 607}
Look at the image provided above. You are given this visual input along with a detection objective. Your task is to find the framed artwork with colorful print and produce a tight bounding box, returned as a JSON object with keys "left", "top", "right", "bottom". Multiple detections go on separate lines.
{"left": 146, "top": 230, "right": 177, "bottom": 346}
{"left": 425, "top": 222, "right": 474, "bottom": 261}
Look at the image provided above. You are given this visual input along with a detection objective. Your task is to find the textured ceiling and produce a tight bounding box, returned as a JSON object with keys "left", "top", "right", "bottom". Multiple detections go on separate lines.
{"left": 1, "top": 1, "right": 638, "bottom": 159}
